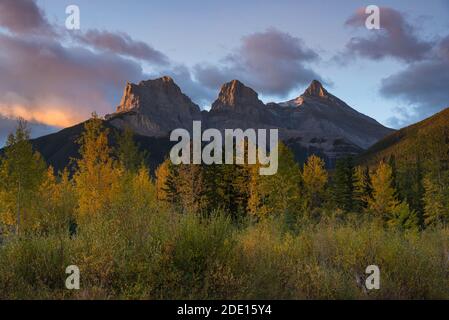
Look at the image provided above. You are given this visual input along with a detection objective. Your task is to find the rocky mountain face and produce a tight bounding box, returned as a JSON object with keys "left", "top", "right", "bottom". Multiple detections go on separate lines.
{"left": 17, "top": 76, "right": 394, "bottom": 171}
{"left": 107, "top": 76, "right": 202, "bottom": 137}
{"left": 106, "top": 77, "right": 393, "bottom": 166}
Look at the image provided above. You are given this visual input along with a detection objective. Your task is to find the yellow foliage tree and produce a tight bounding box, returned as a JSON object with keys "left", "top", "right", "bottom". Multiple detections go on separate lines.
{"left": 38, "top": 167, "right": 76, "bottom": 234}
{"left": 248, "top": 143, "right": 301, "bottom": 218}
{"left": 368, "top": 161, "right": 400, "bottom": 218}
{"left": 73, "top": 115, "right": 121, "bottom": 220}
{"left": 302, "top": 154, "right": 328, "bottom": 210}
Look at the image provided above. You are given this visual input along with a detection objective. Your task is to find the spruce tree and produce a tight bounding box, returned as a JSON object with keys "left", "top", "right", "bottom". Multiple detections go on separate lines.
{"left": 353, "top": 166, "right": 372, "bottom": 211}
{"left": 0, "top": 119, "right": 46, "bottom": 235}
{"left": 331, "top": 157, "right": 355, "bottom": 212}
{"left": 115, "top": 126, "right": 148, "bottom": 173}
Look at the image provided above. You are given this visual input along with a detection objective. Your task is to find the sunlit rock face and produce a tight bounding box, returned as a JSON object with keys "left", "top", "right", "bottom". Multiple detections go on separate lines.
{"left": 108, "top": 76, "right": 202, "bottom": 137}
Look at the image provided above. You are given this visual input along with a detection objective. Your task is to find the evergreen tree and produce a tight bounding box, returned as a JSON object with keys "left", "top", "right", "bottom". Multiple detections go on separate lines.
{"left": 423, "top": 173, "right": 449, "bottom": 226}
{"left": 176, "top": 164, "right": 207, "bottom": 214}
{"left": 0, "top": 119, "right": 46, "bottom": 235}
{"left": 331, "top": 157, "right": 355, "bottom": 212}
{"left": 155, "top": 158, "right": 179, "bottom": 204}
{"left": 115, "top": 126, "right": 148, "bottom": 172}
{"left": 353, "top": 166, "right": 372, "bottom": 211}
{"left": 388, "top": 155, "right": 400, "bottom": 200}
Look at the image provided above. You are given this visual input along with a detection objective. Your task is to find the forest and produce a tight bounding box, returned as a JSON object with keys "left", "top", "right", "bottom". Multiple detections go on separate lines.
{"left": 0, "top": 116, "right": 448, "bottom": 299}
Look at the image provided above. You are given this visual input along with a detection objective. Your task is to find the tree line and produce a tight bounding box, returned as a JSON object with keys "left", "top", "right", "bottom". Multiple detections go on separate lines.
{"left": 0, "top": 116, "right": 448, "bottom": 237}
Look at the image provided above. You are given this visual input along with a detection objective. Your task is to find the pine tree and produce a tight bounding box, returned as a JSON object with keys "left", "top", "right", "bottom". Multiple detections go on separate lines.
{"left": 155, "top": 158, "right": 179, "bottom": 203}
{"left": 353, "top": 166, "right": 372, "bottom": 211}
{"left": 176, "top": 164, "right": 207, "bottom": 214}
{"left": 331, "top": 157, "right": 355, "bottom": 212}
{"left": 423, "top": 173, "right": 449, "bottom": 226}
{"left": 115, "top": 126, "right": 148, "bottom": 173}
{"left": 0, "top": 119, "right": 46, "bottom": 235}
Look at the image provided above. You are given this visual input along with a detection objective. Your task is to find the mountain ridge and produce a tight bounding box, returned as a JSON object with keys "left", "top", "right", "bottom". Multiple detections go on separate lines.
{"left": 108, "top": 77, "right": 393, "bottom": 150}
{"left": 1, "top": 77, "right": 396, "bottom": 171}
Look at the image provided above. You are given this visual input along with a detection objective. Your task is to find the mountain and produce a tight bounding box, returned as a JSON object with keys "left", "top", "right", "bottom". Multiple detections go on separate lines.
{"left": 106, "top": 76, "right": 202, "bottom": 137}
{"left": 273, "top": 80, "right": 393, "bottom": 149}
{"left": 28, "top": 120, "right": 174, "bottom": 174}
{"left": 6, "top": 77, "right": 394, "bottom": 171}
{"left": 359, "top": 107, "right": 449, "bottom": 165}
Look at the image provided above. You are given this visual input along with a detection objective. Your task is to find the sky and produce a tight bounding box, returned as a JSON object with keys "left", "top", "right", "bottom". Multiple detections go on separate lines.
{"left": 0, "top": 0, "right": 449, "bottom": 145}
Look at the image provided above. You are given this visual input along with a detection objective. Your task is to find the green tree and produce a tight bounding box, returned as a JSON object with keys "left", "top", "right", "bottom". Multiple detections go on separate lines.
{"left": 387, "top": 202, "right": 419, "bottom": 231}
{"left": 115, "top": 126, "right": 148, "bottom": 173}
{"left": 353, "top": 166, "right": 372, "bottom": 211}
{"left": 423, "top": 173, "right": 449, "bottom": 226}
{"left": 331, "top": 157, "right": 355, "bottom": 212}
{"left": 0, "top": 119, "right": 46, "bottom": 235}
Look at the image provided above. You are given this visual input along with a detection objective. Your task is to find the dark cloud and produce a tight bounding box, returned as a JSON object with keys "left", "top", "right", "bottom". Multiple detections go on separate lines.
{"left": 344, "top": 7, "right": 433, "bottom": 62}
{"left": 438, "top": 35, "right": 449, "bottom": 60}
{"left": 194, "top": 28, "right": 322, "bottom": 97}
{"left": 0, "top": 0, "right": 54, "bottom": 36}
{"left": 75, "top": 30, "right": 169, "bottom": 65}
{"left": 381, "top": 35, "right": 449, "bottom": 127}
{"left": 381, "top": 58, "right": 449, "bottom": 127}
{"left": 340, "top": 7, "right": 448, "bottom": 127}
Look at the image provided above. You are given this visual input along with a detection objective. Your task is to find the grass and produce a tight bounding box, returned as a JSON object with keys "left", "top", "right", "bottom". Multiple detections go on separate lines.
{"left": 0, "top": 209, "right": 448, "bottom": 300}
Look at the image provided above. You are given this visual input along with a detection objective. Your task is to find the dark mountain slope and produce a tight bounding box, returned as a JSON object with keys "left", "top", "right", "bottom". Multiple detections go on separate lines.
{"left": 358, "top": 107, "right": 449, "bottom": 165}
{"left": 29, "top": 121, "right": 173, "bottom": 174}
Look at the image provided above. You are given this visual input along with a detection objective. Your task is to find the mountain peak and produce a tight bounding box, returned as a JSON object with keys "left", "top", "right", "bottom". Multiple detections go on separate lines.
{"left": 211, "top": 80, "right": 262, "bottom": 112}
{"left": 303, "top": 80, "right": 328, "bottom": 98}
{"left": 138, "top": 76, "right": 177, "bottom": 89}
{"left": 113, "top": 76, "right": 201, "bottom": 135}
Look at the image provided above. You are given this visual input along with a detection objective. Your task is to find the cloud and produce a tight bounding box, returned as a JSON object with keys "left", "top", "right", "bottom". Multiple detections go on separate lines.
{"left": 0, "top": 0, "right": 54, "bottom": 36}
{"left": 438, "top": 35, "right": 449, "bottom": 60}
{"left": 0, "top": 32, "right": 146, "bottom": 128}
{"left": 194, "top": 28, "right": 322, "bottom": 97}
{"left": 0, "top": 116, "right": 56, "bottom": 147}
{"left": 381, "top": 59, "right": 449, "bottom": 126}
{"left": 75, "top": 30, "right": 169, "bottom": 65}
{"left": 344, "top": 7, "right": 433, "bottom": 62}
{"left": 157, "top": 64, "right": 216, "bottom": 107}
{"left": 339, "top": 7, "right": 448, "bottom": 127}
{"left": 381, "top": 35, "right": 449, "bottom": 127}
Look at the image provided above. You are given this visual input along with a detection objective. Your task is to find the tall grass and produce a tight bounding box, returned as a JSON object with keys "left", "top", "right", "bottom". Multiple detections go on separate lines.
{"left": 0, "top": 209, "right": 448, "bottom": 300}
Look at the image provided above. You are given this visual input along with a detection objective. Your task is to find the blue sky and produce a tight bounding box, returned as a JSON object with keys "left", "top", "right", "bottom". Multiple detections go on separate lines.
{"left": 1, "top": 0, "right": 449, "bottom": 143}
